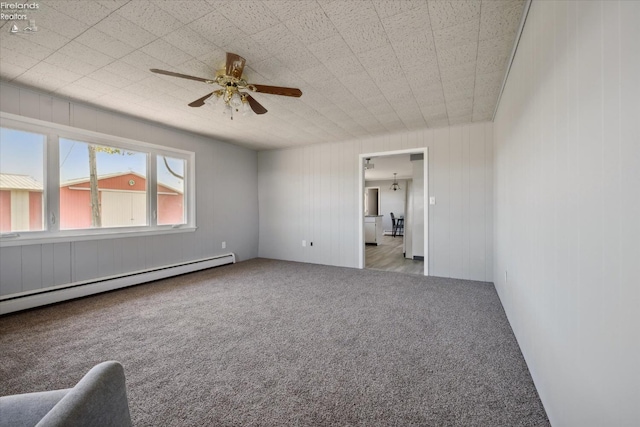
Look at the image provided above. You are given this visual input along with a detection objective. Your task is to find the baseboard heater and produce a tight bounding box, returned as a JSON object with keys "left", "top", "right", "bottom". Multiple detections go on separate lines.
{"left": 0, "top": 253, "right": 236, "bottom": 315}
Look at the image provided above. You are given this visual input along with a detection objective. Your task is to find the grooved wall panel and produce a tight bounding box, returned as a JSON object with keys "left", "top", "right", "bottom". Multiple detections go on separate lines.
{"left": 484, "top": 124, "right": 493, "bottom": 288}
{"left": 0, "top": 247, "right": 21, "bottom": 295}
{"left": 19, "top": 90, "right": 40, "bottom": 120}
{"left": 39, "top": 96, "right": 53, "bottom": 123}
{"left": 51, "top": 97, "right": 70, "bottom": 125}
{"left": 52, "top": 242, "right": 71, "bottom": 285}
{"left": 461, "top": 126, "right": 472, "bottom": 278}
{"left": 73, "top": 240, "right": 98, "bottom": 282}
{"left": 40, "top": 244, "right": 54, "bottom": 289}
{"left": 0, "top": 82, "right": 259, "bottom": 298}
{"left": 71, "top": 104, "right": 97, "bottom": 131}
{"left": 449, "top": 126, "right": 463, "bottom": 278}
{"left": 469, "top": 125, "right": 486, "bottom": 280}
{"left": 258, "top": 122, "right": 493, "bottom": 282}
{"left": 492, "top": 1, "right": 639, "bottom": 425}
{"left": 20, "top": 245, "right": 42, "bottom": 292}
{"left": 97, "top": 239, "right": 116, "bottom": 278}
{"left": 0, "top": 85, "right": 20, "bottom": 115}
{"left": 430, "top": 127, "right": 451, "bottom": 277}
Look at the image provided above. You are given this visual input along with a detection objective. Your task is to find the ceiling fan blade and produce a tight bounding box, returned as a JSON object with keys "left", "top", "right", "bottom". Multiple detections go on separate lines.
{"left": 150, "top": 69, "right": 213, "bottom": 83}
{"left": 244, "top": 94, "right": 268, "bottom": 115}
{"left": 188, "top": 91, "right": 218, "bottom": 107}
{"left": 250, "top": 84, "right": 302, "bottom": 97}
{"left": 226, "top": 52, "right": 246, "bottom": 79}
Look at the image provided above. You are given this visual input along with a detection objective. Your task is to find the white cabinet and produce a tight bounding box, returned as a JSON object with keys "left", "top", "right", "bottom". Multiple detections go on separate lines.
{"left": 364, "top": 215, "right": 383, "bottom": 245}
{"left": 364, "top": 222, "right": 376, "bottom": 243}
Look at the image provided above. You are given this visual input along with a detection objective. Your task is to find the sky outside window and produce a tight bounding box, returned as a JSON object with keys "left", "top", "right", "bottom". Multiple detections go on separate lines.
{"left": 0, "top": 128, "right": 45, "bottom": 232}
{"left": 158, "top": 155, "right": 184, "bottom": 193}
{"left": 59, "top": 138, "right": 181, "bottom": 186}
{"left": 59, "top": 138, "right": 147, "bottom": 182}
{"left": 0, "top": 128, "right": 44, "bottom": 181}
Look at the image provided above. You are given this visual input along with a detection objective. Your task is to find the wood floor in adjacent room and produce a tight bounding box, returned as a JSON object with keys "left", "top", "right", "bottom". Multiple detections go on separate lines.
{"left": 365, "top": 234, "right": 424, "bottom": 275}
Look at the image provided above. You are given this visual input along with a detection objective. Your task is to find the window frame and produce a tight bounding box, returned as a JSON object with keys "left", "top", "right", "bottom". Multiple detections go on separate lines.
{"left": 0, "top": 112, "right": 196, "bottom": 247}
{"left": 155, "top": 154, "right": 188, "bottom": 227}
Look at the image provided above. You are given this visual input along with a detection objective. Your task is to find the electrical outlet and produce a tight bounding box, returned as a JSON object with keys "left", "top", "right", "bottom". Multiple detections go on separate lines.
{"left": 302, "top": 240, "right": 306, "bottom": 247}
{"left": 222, "top": 241, "right": 226, "bottom": 249}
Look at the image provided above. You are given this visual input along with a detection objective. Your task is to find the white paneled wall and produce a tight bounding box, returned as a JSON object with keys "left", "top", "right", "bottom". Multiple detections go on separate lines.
{"left": 258, "top": 122, "right": 493, "bottom": 282}
{"left": 493, "top": 1, "right": 640, "bottom": 426}
{"left": 0, "top": 82, "right": 259, "bottom": 298}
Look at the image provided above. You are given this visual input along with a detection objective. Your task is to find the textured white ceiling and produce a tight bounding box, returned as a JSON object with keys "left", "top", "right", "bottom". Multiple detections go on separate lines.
{"left": 0, "top": 0, "right": 525, "bottom": 150}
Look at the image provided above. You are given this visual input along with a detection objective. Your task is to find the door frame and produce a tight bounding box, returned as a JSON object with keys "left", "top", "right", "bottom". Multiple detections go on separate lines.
{"left": 357, "top": 148, "right": 429, "bottom": 276}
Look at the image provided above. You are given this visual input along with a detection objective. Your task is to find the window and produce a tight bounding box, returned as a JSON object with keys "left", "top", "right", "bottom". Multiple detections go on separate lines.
{"left": 0, "top": 127, "right": 45, "bottom": 233}
{"left": 59, "top": 138, "right": 148, "bottom": 230}
{"left": 157, "top": 156, "right": 185, "bottom": 225}
{"left": 0, "top": 113, "right": 195, "bottom": 245}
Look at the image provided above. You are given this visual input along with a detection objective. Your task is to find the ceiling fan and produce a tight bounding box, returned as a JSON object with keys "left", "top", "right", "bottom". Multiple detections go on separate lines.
{"left": 150, "top": 52, "right": 302, "bottom": 119}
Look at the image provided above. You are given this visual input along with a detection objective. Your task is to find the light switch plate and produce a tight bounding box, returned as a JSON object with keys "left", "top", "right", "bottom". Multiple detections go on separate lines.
{"left": 429, "top": 197, "right": 436, "bottom": 205}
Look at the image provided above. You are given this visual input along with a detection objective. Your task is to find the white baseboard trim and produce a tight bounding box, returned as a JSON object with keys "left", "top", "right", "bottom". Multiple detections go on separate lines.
{"left": 0, "top": 253, "right": 236, "bottom": 315}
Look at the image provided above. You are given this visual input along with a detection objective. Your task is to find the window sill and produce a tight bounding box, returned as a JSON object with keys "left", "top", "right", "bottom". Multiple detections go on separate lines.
{"left": 0, "top": 226, "right": 197, "bottom": 247}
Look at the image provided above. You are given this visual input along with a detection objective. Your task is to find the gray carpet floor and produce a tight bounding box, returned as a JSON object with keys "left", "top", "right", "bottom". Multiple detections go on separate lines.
{"left": 0, "top": 258, "right": 549, "bottom": 426}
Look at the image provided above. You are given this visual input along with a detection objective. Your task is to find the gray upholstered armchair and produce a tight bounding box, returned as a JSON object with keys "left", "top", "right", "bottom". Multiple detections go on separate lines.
{"left": 0, "top": 361, "right": 132, "bottom": 427}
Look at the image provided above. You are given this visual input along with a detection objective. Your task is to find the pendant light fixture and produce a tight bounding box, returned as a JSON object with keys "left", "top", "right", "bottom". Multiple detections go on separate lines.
{"left": 390, "top": 173, "right": 401, "bottom": 191}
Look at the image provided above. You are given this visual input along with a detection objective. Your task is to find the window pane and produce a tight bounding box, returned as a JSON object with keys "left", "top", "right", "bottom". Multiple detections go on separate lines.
{"left": 157, "top": 156, "right": 185, "bottom": 225}
{"left": 0, "top": 128, "right": 45, "bottom": 232}
{"left": 59, "top": 138, "right": 147, "bottom": 229}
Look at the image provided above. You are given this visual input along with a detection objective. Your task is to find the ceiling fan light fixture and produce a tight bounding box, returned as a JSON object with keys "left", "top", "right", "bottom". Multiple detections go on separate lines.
{"left": 230, "top": 91, "right": 242, "bottom": 108}
{"left": 241, "top": 98, "right": 252, "bottom": 116}
{"left": 204, "top": 92, "right": 222, "bottom": 110}
{"left": 150, "top": 52, "right": 301, "bottom": 119}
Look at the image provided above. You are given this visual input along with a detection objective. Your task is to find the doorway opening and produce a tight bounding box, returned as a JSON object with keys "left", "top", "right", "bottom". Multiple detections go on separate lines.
{"left": 358, "top": 149, "right": 428, "bottom": 276}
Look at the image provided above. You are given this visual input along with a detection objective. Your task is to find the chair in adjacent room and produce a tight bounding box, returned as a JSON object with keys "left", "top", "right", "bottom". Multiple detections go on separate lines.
{"left": 390, "top": 212, "right": 397, "bottom": 237}
{"left": 396, "top": 217, "right": 404, "bottom": 237}
{"left": 390, "top": 212, "right": 404, "bottom": 238}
